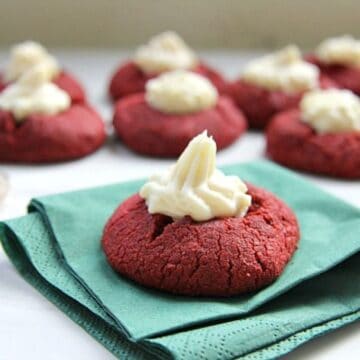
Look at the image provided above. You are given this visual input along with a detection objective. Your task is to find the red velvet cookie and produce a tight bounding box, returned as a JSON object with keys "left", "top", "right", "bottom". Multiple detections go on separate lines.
{"left": 0, "top": 70, "right": 86, "bottom": 104}
{"left": 113, "top": 94, "right": 247, "bottom": 157}
{"left": 0, "top": 104, "right": 106, "bottom": 163}
{"left": 306, "top": 55, "right": 360, "bottom": 96}
{"left": 227, "top": 75, "right": 335, "bottom": 129}
{"left": 266, "top": 109, "right": 360, "bottom": 179}
{"left": 109, "top": 61, "right": 227, "bottom": 101}
{"left": 102, "top": 185, "right": 299, "bottom": 297}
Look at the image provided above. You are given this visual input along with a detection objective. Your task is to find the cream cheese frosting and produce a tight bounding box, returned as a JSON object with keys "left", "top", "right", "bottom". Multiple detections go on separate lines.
{"left": 242, "top": 45, "right": 319, "bottom": 94}
{"left": 145, "top": 70, "right": 218, "bottom": 114}
{"left": 316, "top": 35, "right": 360, "bottom": 67}
{"left": 300, "top": 89, "right": 360, "bottom": 133}
{"left": 4, "top": 41, "right": 60, "bottom": 83}
{"left": 134, "top": 31, "right": 198, "bottom": 74}
{"left": 140, "top": 131, "right": 251, "bottom": 221}
{"left": 0, "top": 63, "right": 71, "bottom": 121}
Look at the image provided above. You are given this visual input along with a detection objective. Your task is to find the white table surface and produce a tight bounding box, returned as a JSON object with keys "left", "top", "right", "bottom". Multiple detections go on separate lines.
{"left": 0, "top": 50, "right": 359, "bottom": 360}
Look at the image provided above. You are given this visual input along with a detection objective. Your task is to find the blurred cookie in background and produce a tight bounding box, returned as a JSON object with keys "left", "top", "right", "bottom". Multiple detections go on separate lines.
{"left": 109, "top": 31, "right": 228, "bottom": 101}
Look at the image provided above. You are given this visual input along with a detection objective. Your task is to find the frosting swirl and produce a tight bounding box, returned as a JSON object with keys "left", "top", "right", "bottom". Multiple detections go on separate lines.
{"left": 0, "top": 63, "right": 71, "bottom": 121}
{"left": 316, "top": 35, "right": 360, "bottom": 67}
{"left": 140, "top": 131, "right": 251, "bottom": 221}
{"left": 145, "top": 70, "right": 218, "bottom": 114}
{"left": 134, "top": 31, "right": 198, "bottom": 74}
{"left": 242, "top": 45, "right": 319, "bottom": 93}
{"left": 300, "top": 89, "right": 360, "bottom": 133}
{"left": 4, "top": 41, "right": 60, "bottom": 82}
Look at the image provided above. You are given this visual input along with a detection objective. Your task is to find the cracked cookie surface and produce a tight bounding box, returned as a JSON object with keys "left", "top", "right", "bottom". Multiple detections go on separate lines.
{"left": 102, "top": 184, "right": 299, "bottom": 297}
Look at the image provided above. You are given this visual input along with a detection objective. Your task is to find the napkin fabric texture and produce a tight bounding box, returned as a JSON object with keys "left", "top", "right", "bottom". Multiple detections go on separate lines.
{"left": 1, "top": 160, "right": 359, "bottom": 359}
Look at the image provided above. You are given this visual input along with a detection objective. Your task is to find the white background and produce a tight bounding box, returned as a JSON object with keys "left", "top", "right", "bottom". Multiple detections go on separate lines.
{"left": 0, "top": 50, "right": 359, "bottom": 359}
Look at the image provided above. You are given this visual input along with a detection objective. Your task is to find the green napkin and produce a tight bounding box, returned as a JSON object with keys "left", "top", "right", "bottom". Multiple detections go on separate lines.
{"left": 1, "top": 160, "right": 359, "bottom": 359}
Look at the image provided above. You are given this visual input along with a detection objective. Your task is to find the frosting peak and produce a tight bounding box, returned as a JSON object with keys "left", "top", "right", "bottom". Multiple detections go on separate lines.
{"left": 4, "top": 41, "right": 60, "bottom": 82}
{"left": 134, "top": 31, "right": 198, "bottom": 74}
{"left": 300, "top": 89, "right": 360, "bottom": 133}
{"left": 242, "top": 45, "right": 319, "bottom": 93}
{"left": 316, "top": 35, "right": 360, "bottom": 67}
{"left": 0, "top": 64, "right": 71, "bottom": 121}
{"left": 140, "top": 131, "right": 251, "bottom": 222}
{"left": 145, "top": 70, "right": 218, "bottom": 114}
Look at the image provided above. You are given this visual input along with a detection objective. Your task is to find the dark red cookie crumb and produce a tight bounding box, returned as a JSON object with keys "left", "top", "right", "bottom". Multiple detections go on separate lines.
{"left": 108, "top": 61, "right": 227, "bottom": 101}
{"left": 0, "top": 104, "right": 106, "bottom": 163}
{"left": 102, "top": 185, "right": 299, "bottom": 297}
{"left": 306, "top": 54, "right": 360, "bottom": 96}
{"left": 0, "top": 70, "right": 86, "bottom": 104}
{"left": 227, "top": 75, "right": 335, "bottom": 129}
{"left": 266, "top": 108, "right": 360, "bottom": 179}
{"left": 113, "top": 93, "right": 247, "bottom": 157}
